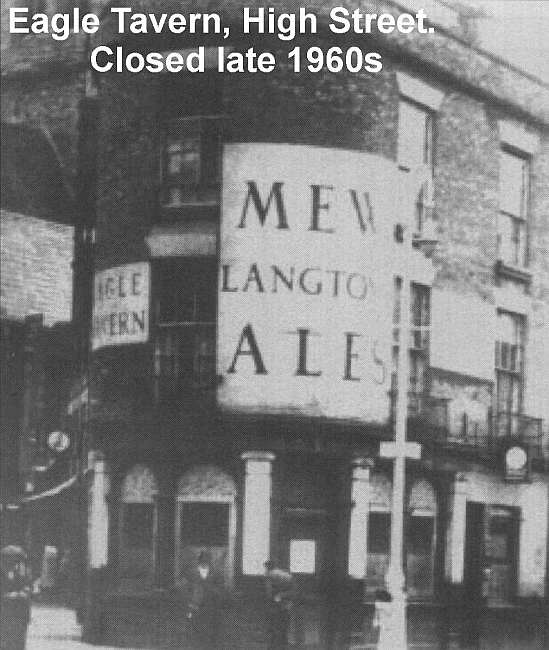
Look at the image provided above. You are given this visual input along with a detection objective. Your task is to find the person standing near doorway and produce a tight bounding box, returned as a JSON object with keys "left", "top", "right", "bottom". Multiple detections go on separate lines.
{"left": 186, "top": 551, "right": 224, "bottom": 650}
{"left": 264, "top": 559, "right": 295, "bottom": 650}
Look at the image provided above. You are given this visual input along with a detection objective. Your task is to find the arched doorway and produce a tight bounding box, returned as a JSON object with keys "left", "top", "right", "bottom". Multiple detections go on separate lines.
{"left": 366, "top": 472, "right": 392, "bottom": 595}
{"left": 119, "top": 465, "right": 158, "bottom": 587}
{"left": 175, "top": 465, "right": 236, "bottom": 589}
{"left": 365, "top": 473, "right": 438, "bottom": 599}
{"left": 406, "top": 478, "right": 437, "bottom": 599}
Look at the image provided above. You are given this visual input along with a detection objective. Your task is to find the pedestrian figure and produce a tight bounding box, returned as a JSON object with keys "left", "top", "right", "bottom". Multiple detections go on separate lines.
{"left": 1, "top": 546, "right": 33, "bottom": 650}
{"left": 264, "top": 559, "right": 294, "bottom": 650}
{"left": 373, "top": 589, "right": 395, "bottom": 650}
{"left": 186, "top": 551, "right": 224, "bottom": 650}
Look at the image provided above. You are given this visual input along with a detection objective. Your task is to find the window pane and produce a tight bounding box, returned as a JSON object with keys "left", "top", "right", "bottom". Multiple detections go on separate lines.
{"left": 407, "top": 516, "right": 434, "bottom": 555}
{"left": 500, "top": 151, "right": 527, "bottom": 217}
{"left": 167, "top": 142, "right": 183, "bottom": 175}
{"left": 516, "top": 220, "right": 527, "bottom": 267}
{"left": 410, "top": 284, "right": 430, "bottom": 350}
{"left": 202, "top": 118, "right": 221, "bottom": 183}
{"left": 122, "top": 504, "right": 154, "bottom": 548}
{"left": 156, "top": 261, "right": 216, "bottom": 324}
{"left": 368, "top": 513, "right": 391, "bottom": 554}
{"left": 496, "top": 311, "right": 525, "bottom": 413}
{"left": 497, "top": 213, "right": 515, "bottom": 264}
{"left": 180, "top": 503, "right": 229, "bottom": 546}
{"left": 154, "top": 261, "right": 217, "bottom": 402}
{"left": 398, "top": 101, "right": 431, "bottom": 170}
{"left": 161, "top": 116, "right": 222, "bottom": 207}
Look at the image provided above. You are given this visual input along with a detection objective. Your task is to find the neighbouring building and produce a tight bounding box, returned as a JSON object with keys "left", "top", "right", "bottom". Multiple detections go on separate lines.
{"left": 0, "top": 121, "right": 75, "bottom": 564}
{"left": 3, "top": 1, "right": 549, "bottom": 648}
{"left": 1, "top": 0, "right": 89, "bottom": 577}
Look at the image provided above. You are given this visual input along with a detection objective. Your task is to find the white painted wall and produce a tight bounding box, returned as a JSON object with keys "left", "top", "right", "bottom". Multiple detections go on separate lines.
{"left": 430, "top": 288, "right": 495, "bottom": 381}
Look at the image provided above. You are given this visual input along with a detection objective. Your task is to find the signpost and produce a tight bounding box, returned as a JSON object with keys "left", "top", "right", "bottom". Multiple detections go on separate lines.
{"left": 380, "top": 167, "right": 429, "bottom": 649}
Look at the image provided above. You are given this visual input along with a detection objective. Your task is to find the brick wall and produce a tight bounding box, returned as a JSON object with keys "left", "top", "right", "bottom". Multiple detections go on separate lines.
{"left": 87, "top": 6, "right": 549, "bottom": 440}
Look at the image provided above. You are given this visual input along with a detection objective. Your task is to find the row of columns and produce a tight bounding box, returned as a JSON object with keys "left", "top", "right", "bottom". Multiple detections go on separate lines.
{"left": 86, "top": 449, "right": 468, "bottom": 583}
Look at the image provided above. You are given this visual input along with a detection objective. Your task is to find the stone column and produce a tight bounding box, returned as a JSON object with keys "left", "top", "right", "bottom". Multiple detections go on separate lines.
{"left": 241, "top": 452, "right": 275, "bottom": 575}
{"left": 88, "top": 451, "right": 110, "bottom": 569}
{"left": 447, "top": 473, "right": 468, "bottom": 650}
{"left": 348, "top": 458, "right": 374, "bottom": 579}
{"left": 450, "top": 473, "right": 468, "bottom": 585}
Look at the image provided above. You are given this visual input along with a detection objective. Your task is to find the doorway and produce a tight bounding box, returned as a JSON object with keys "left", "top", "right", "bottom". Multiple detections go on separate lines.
{"left": 175, "top": 465, "right": 236, "bottom": 589}
{"left": 464, "top": 502, "right": 519, "bottom": 607}
{"left": 280, "top": 508, "right": 330, "bottom": 648}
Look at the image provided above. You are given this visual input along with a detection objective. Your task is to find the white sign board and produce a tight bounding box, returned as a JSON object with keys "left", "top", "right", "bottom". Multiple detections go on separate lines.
{"left": 218, "top": 144, "right": 399, "bottom": 422}
{"left": 290, "top": 539, "right": 316, "bottom": 574}
{"left": 92, "top": 262, "right": 150, "bottom": 351}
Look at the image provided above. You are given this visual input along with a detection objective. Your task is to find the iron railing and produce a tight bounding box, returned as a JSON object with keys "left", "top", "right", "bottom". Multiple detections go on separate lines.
{"left": 389, "top": 392, "right": 546, "bottom": 461}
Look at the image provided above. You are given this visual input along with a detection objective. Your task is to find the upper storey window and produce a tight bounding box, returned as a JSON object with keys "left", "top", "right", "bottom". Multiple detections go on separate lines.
{"left": 498, "top": 149, "right": 530, "bottom": 269}
{"left": 396, "top": 72, "right": 443, "bottom": 172}
{"left": 159, "top": 74, "right": 222, "bottom": 215}
{"left": 161, "top": 117, "right": 221, "bottom": 207}
{"left": 153, "top": 258, "right": 216, "bottom": 407}
{"left": 397, "top": 99, "right": 433, "bottom": 173}
{"left": 495, "top": 309, "right": 525, "bottom": 416}
{"left": 396, "top": 73, "right": 443, "bottom": 242}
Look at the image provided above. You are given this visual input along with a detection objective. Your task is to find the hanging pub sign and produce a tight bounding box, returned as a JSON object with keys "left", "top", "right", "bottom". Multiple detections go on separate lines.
{"left": 504, "top": 444, "right": 530, "bottom": 482}
{"left": 92, "top": 262, "right": 150, "bottom": 351}
{"left": 218, "top": 143, "right": 399, "bottom": 422}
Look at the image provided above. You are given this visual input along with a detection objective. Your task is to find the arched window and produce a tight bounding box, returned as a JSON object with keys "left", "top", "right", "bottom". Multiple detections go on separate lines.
{"left": 175, "top": 465, "right": 236, "bottom": 588}
{"left": 365, "top": 474, "right": 437, "bottom": 599}
{"left": 406, "top": 479, "right": 437, "bottom": 599}
{"left": 119, "top": 465, "right": 157, "bottom": 585}
{"left": 366, "top": 473, "right": 392, "bottom": 593}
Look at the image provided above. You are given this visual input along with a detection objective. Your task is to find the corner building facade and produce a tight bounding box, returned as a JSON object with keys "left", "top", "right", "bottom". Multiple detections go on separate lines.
{"left": 81, "top": 2, "right": 549, "bottom": 648}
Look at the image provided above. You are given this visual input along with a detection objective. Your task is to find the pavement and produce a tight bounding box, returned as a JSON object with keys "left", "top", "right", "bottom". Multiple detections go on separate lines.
{"left": 26, "top": 605, "right": 134, "bottom": 650}
{"left": 23, "top": 602, "right": 549, "bottom": 650}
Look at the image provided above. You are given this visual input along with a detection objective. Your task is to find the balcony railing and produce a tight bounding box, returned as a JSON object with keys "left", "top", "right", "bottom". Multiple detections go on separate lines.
{"left": 389, "top": 393, "right": 546, "bottom": 462}
{"left": 389, "top": 391, "right": 450, "bottom": 431}
{"left": 490, "top": 411, "right": 544, "bottom": 453}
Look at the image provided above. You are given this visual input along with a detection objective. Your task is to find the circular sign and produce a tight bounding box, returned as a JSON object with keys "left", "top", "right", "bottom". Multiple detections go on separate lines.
{"left": 505, "top": 446, "right": 528, "bottom": 472}
{"left": 47, "top": 431, "right": 70, "bottom": 453}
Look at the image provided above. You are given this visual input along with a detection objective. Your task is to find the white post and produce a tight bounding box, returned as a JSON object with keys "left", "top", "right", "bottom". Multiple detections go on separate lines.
{"left": 88, "top": 451, "right": 109, "bottom": 569}
{"left": 385, "top": 255, "right": 411, "bottom": 649}
{"left": 241, "top": 452, "right": 275, "bottom": 575}
{"left": 349, "top": 458, "right": 374, "bottom": 579}
{"left": 383, "top": 168, "right": 423, "bottom": 649}
{"left": 450, "top": 474, "right": 468, "bottom": 584}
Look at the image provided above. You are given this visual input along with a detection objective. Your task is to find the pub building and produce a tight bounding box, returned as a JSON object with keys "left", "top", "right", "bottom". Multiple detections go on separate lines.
{"left": 71, "top": 2, "right": 549, "bottom": 647}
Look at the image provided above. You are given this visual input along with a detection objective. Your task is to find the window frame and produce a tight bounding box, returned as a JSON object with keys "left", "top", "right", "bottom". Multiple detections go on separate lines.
{"left": 118, "top": 465, "right": 158, "bottom": 583}
{"left": 497, "top": 147, "right": 531, "bottom": 269}
{"left": 159, "top": 115, "right": 223, "bottom": 210}
{"left": 392, "top": 279, "right": 431, "bottom": 416}
{"left": 495, "top": 310, "right": 526, "bottom": 417}
{"left": 365, "top": 475, "right": 438, "bottom": 599}
{"left": 152, "top": 258, "right": 217, "bottom": 404}
{"left": 397, "top": 97, "right": 435, "bottom": 174}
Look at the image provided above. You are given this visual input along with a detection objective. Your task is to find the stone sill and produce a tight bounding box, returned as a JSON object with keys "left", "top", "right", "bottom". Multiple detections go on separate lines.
{"left": 495, "top": 260, "right": 532, "bottom": 285}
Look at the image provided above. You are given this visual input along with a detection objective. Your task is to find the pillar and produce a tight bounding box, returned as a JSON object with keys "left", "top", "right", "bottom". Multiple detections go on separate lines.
{"left": 449, "top": 473, "right": 468, "bottom": 585}
{"left": 348, "top": 458, "right": 374, "bottom": 579}
{"left": 88, "top": 451, "right": 109, "bottom": 569}
{"left": 446, "top": 473, "right": 468, "bottom": 650}
{"left": 241, "top": 452, "right": 275, "bottom": 575}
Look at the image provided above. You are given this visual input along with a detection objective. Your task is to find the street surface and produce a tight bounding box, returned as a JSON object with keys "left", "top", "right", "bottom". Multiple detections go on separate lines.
{"left": 23, "top": 603, "right": 548, "bottom": 650}
{"left": 27, "top": 605, "right": 127, "bottom": 650}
